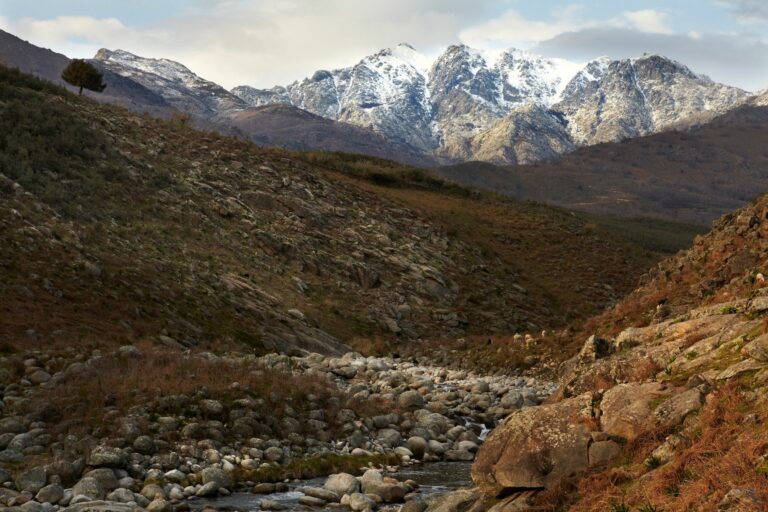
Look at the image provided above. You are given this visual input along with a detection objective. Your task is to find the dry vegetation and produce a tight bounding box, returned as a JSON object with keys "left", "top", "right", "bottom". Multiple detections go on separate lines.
{"left": 17, "top": 344, "right": 394, "bottom": 440}
{"left": 302, "top": 151, "right": 665, "bottom": 331}
{"left": 538, "top": 381, "right": 768, "bottom": 512}
{"left": 583, "top": 197, "right": 768, "bottom": 340}
{"left": 0, "top": 65, "right": 676, "bottom": 358}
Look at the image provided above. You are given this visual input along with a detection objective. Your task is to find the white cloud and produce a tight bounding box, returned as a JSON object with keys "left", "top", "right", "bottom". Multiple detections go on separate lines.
{"left": 621, "top": 10, "right": 673, "bottom": 34}
{"left": 458, "top": 9, "right": 582, "bottom": 50}
{"left": 0, "top": 0, "right": 505, "bottom": 88}
{"left": 459, "top": 8, "right": 674, "bottom": 50}
{"left": 0, "top": 2, "right": 766, "bottom": 92}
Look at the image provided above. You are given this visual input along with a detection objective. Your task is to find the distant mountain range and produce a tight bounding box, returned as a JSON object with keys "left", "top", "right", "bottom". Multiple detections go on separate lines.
{"left": 230, "top": 43, "right": 751, "bottom": 164}
{"left": 3, "top": 29, "right": 765, "bottom": 167}
{"left": 93, "top": 41, "right": 759, "bottom": 166}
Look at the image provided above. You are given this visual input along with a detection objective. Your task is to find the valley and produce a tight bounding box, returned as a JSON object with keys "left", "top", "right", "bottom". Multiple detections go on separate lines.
{"left": 1, "top": 8, "right": 768, "bottom": 511}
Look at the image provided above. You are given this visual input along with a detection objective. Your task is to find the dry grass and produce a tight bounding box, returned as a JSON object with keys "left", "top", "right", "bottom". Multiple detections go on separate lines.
{"left": 22, "top": 345, "right": 389, "bottom": 437}
{"left": 556, "top": 381, "right": 768, "bottom": 511}
{"left": 628, "top": 358, "right": 664, "bottom": 382}
{"left": 581, "top": 372, "right": 618, "bottom": 394}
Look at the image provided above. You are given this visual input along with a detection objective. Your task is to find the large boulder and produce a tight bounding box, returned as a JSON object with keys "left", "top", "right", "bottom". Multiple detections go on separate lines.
{"left": 106, "top": 488, "right": 137, "bottom": 503}
{"left": 654, "top": 387, "right": 705, "bottom": 429}
{"left": 324, "top": 473, "right": 360, "bottom": 496}
{"left": 406, "top": 436, "right": 428, "bottom": 460}
{"left": 578, "top": 335, "right": 612, "bottom": 361}
{"left": 87, "top": 446, "right": 126, "bottom": 468}
{"left": 376, "top": 428, "right": 402, "bottom": 448}
{"left": 72, "top": 477, "right": 106, "bottom": 500}
{"left": 397, "top": 390, "right": 425, "bottom": 411}
{"left": 15, "top": 466, "right": 47, "bottom": 493}
{"left": 200, "top": 466, "right": 232, "bottom": 489}
{"left": 59, "top": 502, "right": 138, "bottom": 512}
{"left": 348, "top": 493, "right": 376, "bottom": 512}
{"left": 84, "top": 469, "right": 118, "bottom": 492}
{"left": 742, "top": 334, "right": 768, "bottom": 362}
{"left": 36, "top": 484, "right": 64, "bottom": 504}
{"left": 472, "top": 393, "right": 594, "bottom": 496}
{"left": 360, "top": 469, "right": 384, "bottom": 494}
{"left": 424, "top": 489, "right": 480, "bottom": 512}
{"left": 599, "top": 382, "right": 667, "bottom": 441}
{"left": 199, "top": 399, "right": 225, "bottom": 418}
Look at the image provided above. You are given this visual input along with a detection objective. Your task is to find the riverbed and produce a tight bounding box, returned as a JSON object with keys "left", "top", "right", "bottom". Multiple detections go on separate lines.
{"left": 191, "top": 461, "right": 473, "bottom": 511}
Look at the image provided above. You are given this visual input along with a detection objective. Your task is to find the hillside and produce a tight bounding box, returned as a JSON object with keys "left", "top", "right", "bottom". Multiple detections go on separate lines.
{"left": 585, "top": 189, "right": 768, "bottom": 338}
{"left": 437, "top": 104, "right": 768, "bottom": 225}
{"left": 457, "top": 185, "right": 768, "bottom": 511}
{"left": 0, "top": 65, "right": 666, "bottom": 356}
{"left": 0, "top": 29, "right": 174, "bottom": 116}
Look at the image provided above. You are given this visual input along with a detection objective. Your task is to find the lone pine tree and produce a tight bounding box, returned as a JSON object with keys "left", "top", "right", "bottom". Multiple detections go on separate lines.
{"left": 61, "top": 59, "right": 107, "bottom": 96}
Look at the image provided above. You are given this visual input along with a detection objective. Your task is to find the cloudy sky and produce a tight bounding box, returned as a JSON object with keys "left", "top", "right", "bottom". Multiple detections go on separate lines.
{"left": 1, "top": 0, "right": 767, "bottom": 91}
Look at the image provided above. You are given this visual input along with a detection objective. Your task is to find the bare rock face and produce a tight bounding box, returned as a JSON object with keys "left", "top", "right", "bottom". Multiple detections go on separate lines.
{"left": 556, "top": 55, "right": 747, "bottom": 146}
{"left": 93, "top": 49, "right": 247, "bottom": 116}
{"left": 471, "top": 392, "right": 594, "bottom": 496}
{"left": 441, "top": 104, "right": 574, "bottom": 165}
{"left": 599, "top": 382, "right": 668, "bottom": 441}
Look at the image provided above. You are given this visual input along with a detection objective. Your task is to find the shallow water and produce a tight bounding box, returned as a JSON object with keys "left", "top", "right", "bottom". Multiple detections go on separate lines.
{"left": 191, "top": 461, "right": 473, "bottom": 511}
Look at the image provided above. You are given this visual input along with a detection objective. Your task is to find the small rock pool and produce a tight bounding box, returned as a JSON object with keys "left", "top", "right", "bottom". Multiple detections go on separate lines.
{"left": 191, "top": 462, "right": 473, "bottom": 511}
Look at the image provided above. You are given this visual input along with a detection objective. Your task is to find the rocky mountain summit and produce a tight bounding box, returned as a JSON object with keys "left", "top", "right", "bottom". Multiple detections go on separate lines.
{"left": 93, "top": 49, "right": 248, "bottom": 117}
{"left": 558, "top": 54, "right": 748, "bottom": 146}
{"left": 231, "top": 45, "right": 749, "bottom": 164}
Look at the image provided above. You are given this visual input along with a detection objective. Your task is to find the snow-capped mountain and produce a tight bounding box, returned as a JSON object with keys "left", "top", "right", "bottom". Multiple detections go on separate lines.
{"left": 94, "top": 49, "right": 247, "bottom": 116}
{"left": 558, "top": 54, "right": 748, "bottom": 145}
{"left": 96, "top": 44, "right": 753, "bottom": 165}
{"left": 233, "top": 43, "right": 435, "bottom": 152}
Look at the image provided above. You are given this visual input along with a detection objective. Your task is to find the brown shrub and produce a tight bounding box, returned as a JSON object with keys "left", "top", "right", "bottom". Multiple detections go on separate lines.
{"left": 560, "top": 382, "right": 768, "bottom": 511}
{"left": 25, "top": 345, "right": 386, "bottom": 437}
{"left": 628, "top": 358, "right": 663, "bottom": 382}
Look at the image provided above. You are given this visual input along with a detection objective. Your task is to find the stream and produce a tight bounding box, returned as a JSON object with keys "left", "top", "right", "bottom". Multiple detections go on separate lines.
{"left": 191, "top": 461, "right": 474, "bottom": 511}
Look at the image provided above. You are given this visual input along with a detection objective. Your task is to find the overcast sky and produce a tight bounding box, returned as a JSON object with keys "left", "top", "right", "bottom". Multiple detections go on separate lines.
{"left": 1, "top": 0, "right": 767, "bottom": 91}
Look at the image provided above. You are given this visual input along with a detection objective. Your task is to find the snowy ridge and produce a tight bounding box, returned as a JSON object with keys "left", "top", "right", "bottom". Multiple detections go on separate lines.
{"left": 94, "top": 48, "right": 247, "bottom": 116}
{"left": 94, "top": 44, "right": 752, "bottom": 165}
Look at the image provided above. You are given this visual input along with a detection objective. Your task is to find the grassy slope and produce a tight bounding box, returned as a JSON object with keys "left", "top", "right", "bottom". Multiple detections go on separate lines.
{"left": 295, "top": 152, "right": 672, "bottom": 327}
{"left": 0, "top": 66, "right": 681, "bottom": 355}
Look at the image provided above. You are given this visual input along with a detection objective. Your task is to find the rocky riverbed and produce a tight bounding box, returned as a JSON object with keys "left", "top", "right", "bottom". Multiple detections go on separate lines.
{"left": 0, "top": 347, "right": 555, "bottom": 511}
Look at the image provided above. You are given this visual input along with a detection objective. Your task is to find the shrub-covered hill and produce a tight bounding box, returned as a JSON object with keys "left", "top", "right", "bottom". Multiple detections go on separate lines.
{"left": 0, "top": 65, "right": 666, "bottom": 354}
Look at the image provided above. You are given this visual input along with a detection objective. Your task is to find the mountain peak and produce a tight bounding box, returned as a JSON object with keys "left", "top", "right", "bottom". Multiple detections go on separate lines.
{"left": 93, "top": 48, "right": 113, "bottom": 61}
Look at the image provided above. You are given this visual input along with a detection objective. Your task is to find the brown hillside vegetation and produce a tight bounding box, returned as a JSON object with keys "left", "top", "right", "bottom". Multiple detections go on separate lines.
{"left": 437, "top": 105, "right": 768, "bottom": 225}
{"left": 588, "top": 192, "right": 768, "bottom": 338}
{"left": 462, "top": 191, "right": 768, "bottom": 511}
{"left": 0, "top": 65, "right": 667, "bottom": 354}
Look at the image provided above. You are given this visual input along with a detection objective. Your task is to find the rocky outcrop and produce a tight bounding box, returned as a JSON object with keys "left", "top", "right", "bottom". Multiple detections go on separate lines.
{"left": 469, "top": 192, "right": 768, "bottom": 506}
{"left": 440, "top": 105, "right": 573, "bottom": 165}
{"left": 472, "top": 393, "right": 594, "bottom": 496}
